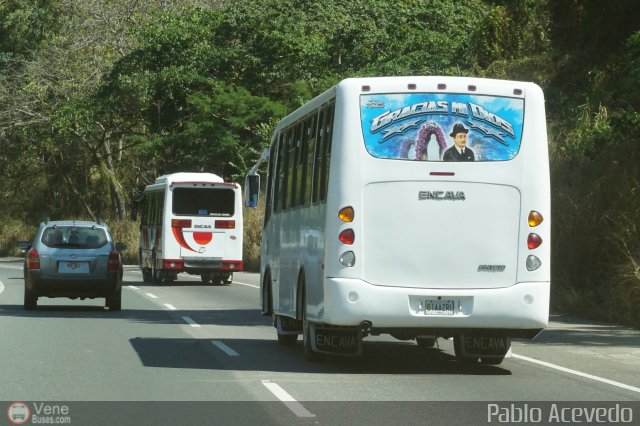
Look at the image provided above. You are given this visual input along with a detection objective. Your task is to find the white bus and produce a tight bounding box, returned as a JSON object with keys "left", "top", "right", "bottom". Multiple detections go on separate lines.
{"left": 246, "top": 76, "right": 550, "bottom": 364}
{"left": 136, "top": 172, "right": 243, "bottom": 284}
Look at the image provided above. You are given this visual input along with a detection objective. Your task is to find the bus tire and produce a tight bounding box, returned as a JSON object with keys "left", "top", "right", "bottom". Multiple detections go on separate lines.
{"left": 275, "top": 315, "right": 298, "bottom": 346}
{"left": 200, "top": 274, "right": 212, "bottom": 285}
{"left": 453, "top": 335, "right": 479, "bottom": 364}
{"left": 151, "top": 255, "right": 161, "bottom": 284}
{"left": 301, "top": 286, "right": 323, "bottom": 362}
{"left": 262, "top": 271, "right": 272, "bottom": 316}
{"left": 480, "top": 356, "right": 505, "bottom": 366}
{"left": 142, "top": 269, "right": 152, "bottom": 283}
{"left": 416, "top": 337, "right": 437, "bottom": 348}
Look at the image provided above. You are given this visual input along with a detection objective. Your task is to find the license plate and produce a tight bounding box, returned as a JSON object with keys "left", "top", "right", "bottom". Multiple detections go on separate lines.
{"left": 424, "top": 299, "right": 456, "bottom": 315}
{"left": 58, "top": 261, "right": 89, "bottom": 273}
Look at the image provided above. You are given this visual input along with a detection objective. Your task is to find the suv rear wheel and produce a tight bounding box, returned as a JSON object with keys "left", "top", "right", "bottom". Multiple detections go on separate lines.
{"left": 106, "top": 288, "right": 122, "bottom": 311}
{"left": 24, "top": 289, "right": 37, "bottom": 311}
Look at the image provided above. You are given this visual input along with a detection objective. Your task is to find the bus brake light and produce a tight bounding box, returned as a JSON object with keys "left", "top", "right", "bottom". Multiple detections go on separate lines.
{"left": 339, "top": 229, "right": 355, "bottom": 245}
{"left": 527, "top": 233, "right": 542, "bottom": 250}
{"left": 171, "top": 219, "right": 192, "bottom": 228}
{"left": 215, "top": 220, "right": 236, "bottom": 229}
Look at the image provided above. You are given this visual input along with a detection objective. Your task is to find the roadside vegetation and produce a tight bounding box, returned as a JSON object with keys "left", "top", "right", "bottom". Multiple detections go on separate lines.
{"left": 1, "top": 0, "right": 639, "bottom": 327}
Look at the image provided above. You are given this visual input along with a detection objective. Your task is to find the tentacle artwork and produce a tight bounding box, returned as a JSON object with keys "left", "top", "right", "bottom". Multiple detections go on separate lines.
{"left": 398, "top": 122, "right": 447, "bottom": 160}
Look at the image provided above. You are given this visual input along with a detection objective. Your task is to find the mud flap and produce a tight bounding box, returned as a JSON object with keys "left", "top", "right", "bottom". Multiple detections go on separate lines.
{"left": 458, "top": 334, "right": 511, "bottom": 359}
{"left": 310, "top": 324, "right": 362, "bottom": 356}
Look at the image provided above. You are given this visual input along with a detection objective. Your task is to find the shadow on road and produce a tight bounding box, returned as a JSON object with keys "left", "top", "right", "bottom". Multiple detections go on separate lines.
{"left": 128, "top": 336, "right": 512, "bottom": 376}
{"left": 0, "top": 304, "right": 269, "bottom": 326}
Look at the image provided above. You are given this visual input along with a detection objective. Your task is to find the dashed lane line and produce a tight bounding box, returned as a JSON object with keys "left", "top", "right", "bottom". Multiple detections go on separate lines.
{"left": 163, "top": 303, "right": 177, "bottom": 311}
{"left": 261, "top": 380, "right": 315, "bottom": 418}
{"left": 211, "top": 340, "right": 239, "bottom": 357}
{"left": 182, "top": 316, "right": 201, "bottom": 328}
{"left": 145, "top": 293, "right": 158, "bottom": 299}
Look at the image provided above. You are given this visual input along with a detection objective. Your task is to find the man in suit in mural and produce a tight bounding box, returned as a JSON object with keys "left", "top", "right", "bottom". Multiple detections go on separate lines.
{"left": 442, "top": 122, "right": 475, "bottom": 162}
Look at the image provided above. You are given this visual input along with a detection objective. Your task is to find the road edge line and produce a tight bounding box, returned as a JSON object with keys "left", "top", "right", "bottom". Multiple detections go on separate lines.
{"left": 513, "top": 353, "right": 640, "bottom": 394}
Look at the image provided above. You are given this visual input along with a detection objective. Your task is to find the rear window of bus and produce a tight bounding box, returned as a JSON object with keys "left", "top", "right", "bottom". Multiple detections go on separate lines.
{"left": 360, "top": 93, "right": 524, "bottom": 162}
{"left": 172, "top": 187, "right": 235, "bottom": 217}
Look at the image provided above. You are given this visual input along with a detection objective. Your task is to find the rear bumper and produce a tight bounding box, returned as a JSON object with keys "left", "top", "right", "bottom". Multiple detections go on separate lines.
{"left": 319, "top": 278, "right": 549, "bottom": 339}
{"left": 26, "top": 270, "right": 121, "bottom": 298}
{"left": 181, "top": 258, "right": 243, "bottom": 274}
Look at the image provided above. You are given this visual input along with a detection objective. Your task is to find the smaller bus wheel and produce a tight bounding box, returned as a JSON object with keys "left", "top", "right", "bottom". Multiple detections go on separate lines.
{"left": 142, "top": 269, "right": 152, "bottom": 283}
{"left": 200, "top": 274, "right": 211, "bottom": 285}
{"left": 224, "top": 273, "right": 233, "bottom": 285}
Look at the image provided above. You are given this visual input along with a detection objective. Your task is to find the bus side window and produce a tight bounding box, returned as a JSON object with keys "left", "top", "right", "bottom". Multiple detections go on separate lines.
{"left": 264, "top": 141, "right": 277, "bottom": 224}
{"left": 157, "top": 191, "right": 165, "bottom": 226}
{"left": 140, "top": 195, "right": 148, "bottom": 228}
{"left": 319, "top": 103, "right": 335, "bottom": 202}
{"left": 302, "top": 114, "right": 315, "bottom": 206}
{"left": 275, "top": 132, "right": 287, "bottom": 212}
{"left": 312, "top": 108, "right": 326, "bottom": 204}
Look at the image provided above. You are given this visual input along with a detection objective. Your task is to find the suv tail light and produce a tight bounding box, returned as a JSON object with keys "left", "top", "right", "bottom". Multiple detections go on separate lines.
{"left": 27, "top": 248, "right": 40, "bottom": 270}
{"left": 108, "top": 249, "right": 120, "bottom": 271}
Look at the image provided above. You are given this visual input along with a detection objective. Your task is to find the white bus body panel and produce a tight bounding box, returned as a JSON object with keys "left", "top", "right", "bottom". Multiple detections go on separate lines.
{"left": 264, "top": 77, "right": 550, "bottom": 337}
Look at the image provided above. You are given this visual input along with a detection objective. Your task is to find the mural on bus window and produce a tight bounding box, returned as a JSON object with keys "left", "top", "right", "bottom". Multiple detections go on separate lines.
{"left": 360, "top": 93, "right": 524, "bottom": 162}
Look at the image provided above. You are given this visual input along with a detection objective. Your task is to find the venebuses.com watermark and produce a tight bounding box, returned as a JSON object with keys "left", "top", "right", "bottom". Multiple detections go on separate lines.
{"left": 7, "top": 402, "right": 72, "bottom": 425}
{"left": 488, "top": 403, "right": 634, "bottom": 424}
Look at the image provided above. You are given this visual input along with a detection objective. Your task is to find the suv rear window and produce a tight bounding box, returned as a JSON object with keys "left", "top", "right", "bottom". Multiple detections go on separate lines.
{"left": 41, "top": 226, "right": 108, "bottom": 249}
{"left": 360, "top": 93, "right": 524, "bottom": 162}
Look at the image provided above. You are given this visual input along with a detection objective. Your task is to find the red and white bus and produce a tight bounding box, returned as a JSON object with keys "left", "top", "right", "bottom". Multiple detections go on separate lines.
{"left": 136, "top": 172, "right": 243, "bottom": 284}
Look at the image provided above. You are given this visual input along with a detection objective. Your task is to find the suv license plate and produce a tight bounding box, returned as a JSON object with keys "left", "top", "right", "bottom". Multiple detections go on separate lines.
{"left": 424, "top": 299, "right": 455, "bottom": 315}
{"left": 59, "top": 261, "right": 89, "bottom": 273}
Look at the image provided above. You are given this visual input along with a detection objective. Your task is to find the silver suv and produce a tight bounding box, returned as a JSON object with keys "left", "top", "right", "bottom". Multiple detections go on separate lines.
{"left": 17, "top": 220, "right": 126, "bottom": 311}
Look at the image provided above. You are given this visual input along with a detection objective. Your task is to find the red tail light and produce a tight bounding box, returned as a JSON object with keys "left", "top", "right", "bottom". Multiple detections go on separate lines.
{"left": 108, "top": 249, "right": 121, "bottom": 271}
{"left": 215, "top": 220, "right": 235, "bottom": 229}
{"left": 171, "top": 219, "right": 192, "bottom": 228}
{"left": 527, "top": 233, "right": 543, "bottom": 250}
{"left": 339, "top": 229, "right": 355, "bottom": 245}
{"left": 163, "top": 259, "right": 184, "bottom": 270}
{"left": 27, "top": 248, "right": 40, "bottom": 270}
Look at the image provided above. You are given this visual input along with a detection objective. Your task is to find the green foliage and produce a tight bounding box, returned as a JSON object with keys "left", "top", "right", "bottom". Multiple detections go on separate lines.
{"left": 1, "top": 0, "right": 640, "bottom": 326}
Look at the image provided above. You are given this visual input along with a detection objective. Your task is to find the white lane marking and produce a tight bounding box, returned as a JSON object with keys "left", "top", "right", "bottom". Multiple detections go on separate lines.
{"left": 163, "top": 303, "right": 177, "bottom": 311}
{"left": 513, "top": 353, "right": 640, "bottom": 394}
{"left": 212, "top": 340, "right": 239, "bottom": 357}
{"left": 0, "top": 279, "right": 5, "bottom": 295}
{"left": 233, "top": 281, "right": 259, "bottom": 289}
{"left": 261, "top": 380, "right": 315, "bottom": 418}
{"left": 127, "top": 285, "right": 139, "bottom": 290}
{"left": 182, "top": 316, "right": 201, "bottom": 328}
{"left": 145, "top": 293, "right": 158, "bottom": 299}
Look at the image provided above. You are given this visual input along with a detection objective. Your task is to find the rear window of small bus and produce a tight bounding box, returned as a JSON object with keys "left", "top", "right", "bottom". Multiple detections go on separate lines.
{"left": 360, "top": 93, "right": 524, "bottom": 162}
{"left": 172, "top": 188, "right": 235, "bottom": 217}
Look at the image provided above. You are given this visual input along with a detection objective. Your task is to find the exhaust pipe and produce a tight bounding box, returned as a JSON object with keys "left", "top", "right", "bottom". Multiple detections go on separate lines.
{"left": 360, "top": 321, "right": 372, "bottom": 338}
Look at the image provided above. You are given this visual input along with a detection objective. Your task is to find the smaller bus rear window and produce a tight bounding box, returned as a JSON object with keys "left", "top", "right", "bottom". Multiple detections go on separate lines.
{"left": 360, "top": 93, "right": 524, "bottom": 162}
{"left": 172, "top": 188, "right": 235, "bottom": 217}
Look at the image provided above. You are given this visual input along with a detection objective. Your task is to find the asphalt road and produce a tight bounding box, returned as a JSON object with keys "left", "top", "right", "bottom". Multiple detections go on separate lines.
{"left": 1, "top": 258, "right": 638, "bottom": 425}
